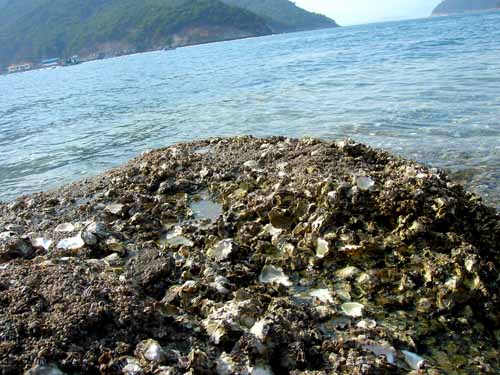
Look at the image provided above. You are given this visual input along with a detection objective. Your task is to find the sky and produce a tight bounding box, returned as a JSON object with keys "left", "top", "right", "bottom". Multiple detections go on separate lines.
{"left": 293, "top": 0, "right": 443, "bottom": 25}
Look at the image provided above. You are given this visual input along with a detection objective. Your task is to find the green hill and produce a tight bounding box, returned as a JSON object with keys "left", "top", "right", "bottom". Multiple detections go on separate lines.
{"left": 0, "top": 0, "right": 337, "bottom": 69}
{"left": 0, "top": 0, "right": 270, "bottom": 67}
{"left": 220, "top": 0, "right": 338, "bottom": 32}
{"left": 432, "top": 0, "right": 500, "bottom": 15}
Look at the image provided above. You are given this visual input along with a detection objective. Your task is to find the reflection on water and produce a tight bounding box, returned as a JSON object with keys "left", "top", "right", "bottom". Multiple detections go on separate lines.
{"left": 0, "top": 11, "right": 499, "bottom": 208}
{"left": 189, "top": 190, "right": 223, "bottom": 222}
{"left": 194, "top": 145, "right": 212, "bottom": 155}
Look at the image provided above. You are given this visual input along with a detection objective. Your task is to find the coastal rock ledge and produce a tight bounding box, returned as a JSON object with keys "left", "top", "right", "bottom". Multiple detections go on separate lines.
{"left": 0, "top": 136, "right": 498, "bottom": 374}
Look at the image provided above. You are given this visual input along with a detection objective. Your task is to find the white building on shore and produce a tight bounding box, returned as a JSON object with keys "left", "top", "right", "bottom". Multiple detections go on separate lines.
{"left": 7, "top": 63, "right": 33, "bottom": 74}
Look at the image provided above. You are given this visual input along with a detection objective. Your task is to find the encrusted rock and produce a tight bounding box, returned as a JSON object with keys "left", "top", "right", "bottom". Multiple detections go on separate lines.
{"left": 1, "top": 235, "right": 35, "bottom": 261}
{"left": 0, "top": 136, "right": 498, "bottom": 374}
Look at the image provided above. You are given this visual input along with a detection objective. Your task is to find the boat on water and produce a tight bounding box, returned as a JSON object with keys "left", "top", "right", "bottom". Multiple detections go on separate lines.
{"left": 64, "top": 55, "right": 81, "bottom": 66}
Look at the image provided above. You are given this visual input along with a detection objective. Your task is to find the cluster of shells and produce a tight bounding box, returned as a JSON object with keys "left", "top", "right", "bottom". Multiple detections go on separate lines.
{"left": 0, "top": 136, "right": 498, "bottom": 374}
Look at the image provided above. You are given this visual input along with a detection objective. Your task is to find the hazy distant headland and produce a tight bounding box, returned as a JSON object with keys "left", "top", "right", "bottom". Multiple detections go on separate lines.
{"left": 0, "top": 0, "right": 337, "bottom": 73}
{"left": 432, "top": 0, "right": 500, "bottom": 15}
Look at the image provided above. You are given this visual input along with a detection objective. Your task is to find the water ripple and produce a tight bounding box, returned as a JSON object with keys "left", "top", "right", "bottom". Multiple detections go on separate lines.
{"left": 0, "top": 12, "right": 499, "bottom": 208}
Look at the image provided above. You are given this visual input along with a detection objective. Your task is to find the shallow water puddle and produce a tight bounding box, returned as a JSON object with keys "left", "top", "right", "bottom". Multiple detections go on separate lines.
{"left": 160, "top": 190, "right": 222, "bottom": 246}
{"left": 194, "top": 145, "right": 212, "bottom": 155}
{"left": 189, "top": 190, "right": 222, "bottom": 222}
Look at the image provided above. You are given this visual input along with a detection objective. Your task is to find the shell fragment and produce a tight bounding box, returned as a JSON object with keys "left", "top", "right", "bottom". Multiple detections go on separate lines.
{"left": 316, "top": 238, "right": 329, "bottom": 258}
{"left": 207, "top": 239, "right": 234, "bottom": 261}
{"left": 402, "top": 350, "right": 425, "bottom": 370}
{"left": 55, "top": 223, "right": 75, "bottom": 232}
{"left": 354, "top": 175, "right": 375, "bottom": 191}
{"left": 340, "top": 302, "right": 364, "bottom": 317}
{"left": 57, "top": 234, "right": 85, "bottom": 250}
{"left": 258, "top": 265, "right": 292, "bottom": 286}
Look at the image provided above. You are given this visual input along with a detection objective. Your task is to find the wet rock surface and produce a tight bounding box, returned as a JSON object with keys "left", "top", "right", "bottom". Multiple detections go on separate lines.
{"left": 0, "top": 136, "right": 498, "bottom": 374}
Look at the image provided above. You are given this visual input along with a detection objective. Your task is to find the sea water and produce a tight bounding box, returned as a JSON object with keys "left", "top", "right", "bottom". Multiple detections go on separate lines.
{"left": 0, "top": 11, "right": 499, "bottom": 207}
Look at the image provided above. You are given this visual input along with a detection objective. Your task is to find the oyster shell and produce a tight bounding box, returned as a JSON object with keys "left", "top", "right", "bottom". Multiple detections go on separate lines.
{"left": 316, "top": 238, "right": 329, "bottom": 258}
{"left": 250, "top": 319, "right": 269, "bottom": 342}
{"left": 402, "top": 350, "right": 425, "bottom": 370}
{"left": 363, "top": 341, "right": 396, "bottom": 364}
{"left": 207, "top": 239, "right": 235, "bottom": 261}
{"left": 31, "top": 237, "right": 53, "bottom": 250}
{"left": 258, "top": 265, "right": 292, "bottom": 286}
{"left": 57, "top": 234, "right": 85, "bottom": 250}
{"left": 105, "top": 203, "right": 125, "bottom": 215}
{"left": 353, "top": 175, "right": 375, "bottom": 191}
{"left": 340, "top": 302, "right": 364, "bottom": 318}
{"left": 54, "top": 223, "right": 75, "bottom": 232}
{"left": 135, "top": 339, "right": 167, "bottom": 364}
{"left": 164, "top": 227, "right": 194, "bottom": 247}
{"left": 336, "top": 266, "right": 361, "bottom": 280}
{"left": 120, "top": 357, "right": 144, "bottom": 375}
{"left": 356, "top": 319, "right": 377, "bottom": 329}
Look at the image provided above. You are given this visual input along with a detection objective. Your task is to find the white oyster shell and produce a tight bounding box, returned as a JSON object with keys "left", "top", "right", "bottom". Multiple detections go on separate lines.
{"left": 356, "top": 319, "right": 377, "bottom": 329}
{"left": 243, "top": 160, "right": 258, "bottom": 169}
{"left": 402, "top": 350, "right": 425, "bottom": 370}
{"left": 25, "top": 363, "right": 66, "bottom": 375}
{"left": 354, "top": 175, "right": 375, "bottom": 191}
{"left": 262, "top": 224, "right": 282, "bottom": 237}
{"left": 32, "top": 237, "right": 53, "bottom": 250}
{"left": 341, "top": 302, "right": 364, "bottom": 317}
{"left": 207, "top": 239, "right": 234, "bottom": 261}
{"left": 336, "top": 266, "right": 361, "bottom": 280}
{"left": 54, "top": 223, "right": 75, "bottom": 232}
{"left": 258, "top": 265, "right": 292, "bottom": 286}
{"left": 142, "top": 339, "right": 166, "bottom": 362}
{"left": 250, "top": 365, "right": 273, "bottom": 375}
{"left": 316, "top": 238, "right": 329, "bottom": 258}
{"left": 250, "top": 319, "right": 268, "bottom": 341}
{"left": 105, "top": 203, "right": 125, "bottom": 215}
{"left": 57, "top": 234, "right": 85, "bottom": 250}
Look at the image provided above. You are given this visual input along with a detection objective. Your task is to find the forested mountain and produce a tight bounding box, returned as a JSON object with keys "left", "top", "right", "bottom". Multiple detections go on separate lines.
{"left": 0, "top": 0, "right": 271, "bottom": 67}
{"left": 220, "top": 0, "right": 338, "bottom": 31}
{"left": 432, "top": 0, "right": 500, "bottom": 15}
{"left": 0, "top": 0, "right": 337, "bottom": 68}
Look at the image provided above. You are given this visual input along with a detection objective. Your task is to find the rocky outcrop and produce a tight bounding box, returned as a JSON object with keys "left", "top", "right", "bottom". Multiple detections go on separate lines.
{"left": 1, "top": 137, "right": 499, "bottom": 374}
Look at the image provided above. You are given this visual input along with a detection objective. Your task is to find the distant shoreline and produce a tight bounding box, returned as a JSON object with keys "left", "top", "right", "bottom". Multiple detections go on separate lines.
{"left": 431, "top": 7, "right": 500, "bottom": 17}
{"left": 0, "top": 26, "right": 339, "bottom": 77}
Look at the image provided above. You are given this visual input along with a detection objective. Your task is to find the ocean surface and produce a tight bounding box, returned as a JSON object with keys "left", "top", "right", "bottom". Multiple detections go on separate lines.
{"left": 1, "top": 11, "right": 499, "bottom": 208}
